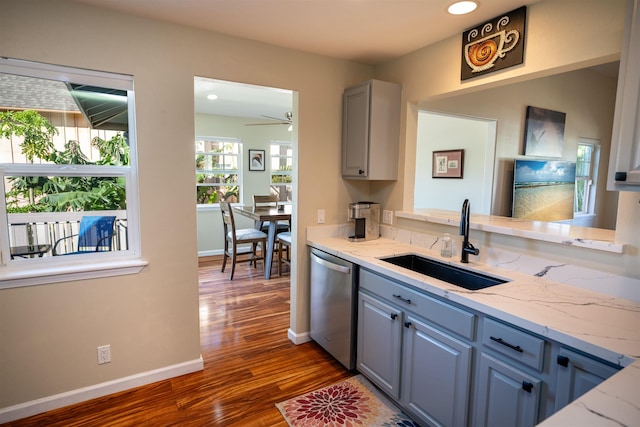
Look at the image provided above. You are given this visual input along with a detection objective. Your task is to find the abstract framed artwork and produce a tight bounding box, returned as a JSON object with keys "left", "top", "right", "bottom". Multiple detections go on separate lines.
{"left": 432, "top": 149, "right": 464, "bottom": 178}
{"left": 249, "top": 149, "right": 265, "bottom": 171}
{"left": 524, "top": 106, "right": 566, "bottom": 157}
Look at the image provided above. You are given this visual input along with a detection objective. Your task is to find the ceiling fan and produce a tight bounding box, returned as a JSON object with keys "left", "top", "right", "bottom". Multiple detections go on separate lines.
{"left": 245, "top": 112, "right": 292, "bottom": 127}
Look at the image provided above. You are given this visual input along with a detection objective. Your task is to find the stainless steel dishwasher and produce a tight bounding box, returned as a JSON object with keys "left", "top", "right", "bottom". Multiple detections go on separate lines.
{"left": 309, "top": 248, "right": 357, "bottom": 370}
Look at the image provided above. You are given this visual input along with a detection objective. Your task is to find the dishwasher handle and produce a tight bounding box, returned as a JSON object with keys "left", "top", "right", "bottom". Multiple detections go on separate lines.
{"left": 311, "top": 252, "right": 351, "bottom": 274}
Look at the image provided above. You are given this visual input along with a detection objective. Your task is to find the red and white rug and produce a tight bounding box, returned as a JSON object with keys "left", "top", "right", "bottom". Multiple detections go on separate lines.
{"left": 276, "top": 375, "right": 418, "bottom": 427}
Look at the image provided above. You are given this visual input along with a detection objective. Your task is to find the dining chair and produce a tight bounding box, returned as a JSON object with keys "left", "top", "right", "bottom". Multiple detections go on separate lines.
{"left": 220, "top": 201, "right": 268, "bottom": 280}
{"left": 52, "top": 216, "right": 117, "bottom": 256}
{"left": 277, "top": 231, "right": 292, "bottom": 276}
{"left": 252, "top": 194, "right": 290, "bottom": 233}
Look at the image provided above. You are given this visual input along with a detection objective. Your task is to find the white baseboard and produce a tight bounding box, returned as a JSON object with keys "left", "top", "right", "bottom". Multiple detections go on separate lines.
{"left": 198, "top": 249, "right": 223, "bottom": 257}
{"left": 0, "top": 356, "right": 204, "bottom": 424}
{"left": 288, "top": 328, "right": 311, "bottom": 345}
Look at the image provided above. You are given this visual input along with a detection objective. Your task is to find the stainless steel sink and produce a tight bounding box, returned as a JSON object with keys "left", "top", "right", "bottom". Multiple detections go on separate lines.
{"left": 380, "top": 254, "right": 509, "bottom": 290}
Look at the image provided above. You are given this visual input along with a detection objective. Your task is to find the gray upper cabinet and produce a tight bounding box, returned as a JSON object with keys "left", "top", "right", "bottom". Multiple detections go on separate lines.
{"left": 608, "top": 0, "right": 640, "bottom": 191}
{"left": 342, "top": 80, "right": 401, "bottom": 180}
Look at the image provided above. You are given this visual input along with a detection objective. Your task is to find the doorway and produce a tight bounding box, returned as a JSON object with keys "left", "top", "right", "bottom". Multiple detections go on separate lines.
{"left": 193, "top": 77, "right": 296, "bottom": 257}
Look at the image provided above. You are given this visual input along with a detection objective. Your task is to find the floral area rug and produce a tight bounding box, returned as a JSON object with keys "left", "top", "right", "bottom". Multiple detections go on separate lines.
{"left": 276, "top": 374, "right": 418, "bottom": 427}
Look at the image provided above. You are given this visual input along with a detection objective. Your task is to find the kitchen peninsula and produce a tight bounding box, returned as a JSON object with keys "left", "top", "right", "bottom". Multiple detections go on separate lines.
{"left": 306, "top": 218, "right": 639, "bottom": 426}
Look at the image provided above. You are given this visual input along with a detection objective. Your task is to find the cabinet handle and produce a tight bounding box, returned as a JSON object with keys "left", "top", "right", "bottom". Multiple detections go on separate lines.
{"left": 522, "top": 382, "right": 533, "bottom": 393}
{"left": 490, "top": 336, "right": 524, "bottom": 353}
{"left": 390, "top": 313, "right": 397, "bottom": 320}
{"left": 557, "top": 355, "right": 569, "bottom": 367}
{"left": 404, "top": 321, "right": 412, "bottom": 328}
{"left": 359, "top": 169, "right": 365, "bottom": 175}
{"left": 393, "top": 294, "right": 412, "bottom": 304}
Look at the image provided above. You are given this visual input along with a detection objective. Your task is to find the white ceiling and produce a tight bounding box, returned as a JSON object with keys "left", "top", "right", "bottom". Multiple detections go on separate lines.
{"left": 194, "top": 77, "right": 293, "bottom": 121}
{"left": 71, "top": 0, "right": 540, "bottom": 119}
{"left": 71, "top": 0, "right": 538, "bottom": 66}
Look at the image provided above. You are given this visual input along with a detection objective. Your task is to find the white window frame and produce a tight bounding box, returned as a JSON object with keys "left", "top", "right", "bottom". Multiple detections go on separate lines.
{"left": 0, "top": 58, "right": 145, "bottom": 289}
{"left": 574, "top": 138, "right": 600, "bottom": 217}
{"left": 195, "top": 136, "right": 243, "bottom": 208}
{"left": 269, "top": 140, "right": 292, "bottom": 202}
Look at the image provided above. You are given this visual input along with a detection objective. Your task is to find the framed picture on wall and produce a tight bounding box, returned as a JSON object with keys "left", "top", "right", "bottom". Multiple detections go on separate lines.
{"left": 249, "top": 149, "right": 265, "bottom": 171}
{"left": 432, "top": 149, "right": 464, "bottom": 178}
{"left": 524, "top": 106, "right": 566, "bottom": 157}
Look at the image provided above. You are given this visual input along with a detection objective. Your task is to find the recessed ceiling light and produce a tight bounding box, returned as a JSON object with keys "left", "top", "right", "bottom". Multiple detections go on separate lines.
{"left": 448, "top": 1, "right": 478, "bottom": 15}
{"left": 207, "top": 94, "right": 218, "bottom": 100}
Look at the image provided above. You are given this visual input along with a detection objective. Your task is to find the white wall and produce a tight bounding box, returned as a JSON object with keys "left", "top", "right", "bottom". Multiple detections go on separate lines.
{"left": 374, "top": 0, "right": 626, "bottom": 215}
{"left": 373, "top": 0, "right": 638, "bottom": 280}
{"left": 415, "top": 111, "right": 495, "bottom": 214}
{"left": 418, "top": 67, "right": 620, "bottom": 228}
{"left": 0, "top": 0, "right": 371, "bottom": 414}
{"left": 0, "top": 0, "right": 636, "bottom": 418}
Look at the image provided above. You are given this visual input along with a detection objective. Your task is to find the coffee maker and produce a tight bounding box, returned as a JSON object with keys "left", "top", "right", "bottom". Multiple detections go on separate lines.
{"left": 348, "top": 202, "right": 381, "bottom": 241}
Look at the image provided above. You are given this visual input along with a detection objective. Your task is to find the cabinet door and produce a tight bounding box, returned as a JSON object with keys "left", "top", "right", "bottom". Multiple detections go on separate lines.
{"left": 607, "top": 0, "right": 640, "bottom": 190}
{"left": 357, "top": 291, "right": 402, "bottom": 399}
{"left": 555, "top": 348, "right": 619, "bottom": 410}
{"left": 474, "top": 353, "right": 541, "bottom": 427}
{"left": 342, "top": 83, "right": 370, "bottom": 177}
{"left": 402, "top": 315, "right": 472, "bottom": 427}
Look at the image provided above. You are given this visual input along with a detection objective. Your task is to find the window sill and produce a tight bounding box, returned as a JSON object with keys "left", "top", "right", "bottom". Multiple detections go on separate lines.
{"left": 0, "top": 258, "right": 148, "bottom": 289}
{"left": 396, "top": 209, "right": 623, "bottom": 254}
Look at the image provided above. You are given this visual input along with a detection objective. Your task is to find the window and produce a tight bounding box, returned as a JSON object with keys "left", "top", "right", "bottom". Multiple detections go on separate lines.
{"left": 196, "top": 137, "right": 242, "bottom": 205}
{"left": 0, "top": 58, "right": 142, "bottom": 285}
{"left": 270, "top": 141, "right": 292, "bottom": 202}
{"left": 575, "top": 139, "right": 599, "bottom": 215}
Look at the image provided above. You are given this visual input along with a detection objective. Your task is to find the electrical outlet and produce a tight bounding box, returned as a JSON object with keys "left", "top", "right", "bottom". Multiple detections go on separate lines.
{"left": 317, "top": 209, "right": 325, "bottom": 224}
{"left": 97, "top": 345, "right": 111, "bottom": 365}
{"left": 382, "top": 210, "right": 393, "bottom": 225}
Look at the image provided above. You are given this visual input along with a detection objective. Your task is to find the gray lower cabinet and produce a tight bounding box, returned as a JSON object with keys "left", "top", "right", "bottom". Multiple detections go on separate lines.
{"left": 474, "top": 353, "right": 541, "bottom": 427}
{"left": 554, "top": 347, "right": 620, "bottom": 409}
{"left": 354, "top": 266, "right": 620, "bottom": 427}
{"left": 357, "top": 291, "right": 403, "bottom": 399}
{"left": 402, "top": 315, "right": 472, "bottom": 427}
{"left": 358, "top": 268, "right": 475, "bottom": 426}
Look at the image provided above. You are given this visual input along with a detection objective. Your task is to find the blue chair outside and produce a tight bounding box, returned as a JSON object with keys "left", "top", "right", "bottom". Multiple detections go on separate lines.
{"left": 53, "top": 216, "right": 117, "bottom": 256}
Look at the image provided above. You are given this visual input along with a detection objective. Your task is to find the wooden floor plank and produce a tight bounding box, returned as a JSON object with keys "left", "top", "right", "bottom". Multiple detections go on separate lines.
{"left": 3, "top": 257, "right": 351, "bottom": 426}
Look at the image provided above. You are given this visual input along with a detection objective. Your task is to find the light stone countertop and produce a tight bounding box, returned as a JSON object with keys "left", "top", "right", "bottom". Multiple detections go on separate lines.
{"left": 396, "top": 209, "right": 624, "bottom": 253}
{"left": 306, "top": 233, "right": 640, "bottom": 426}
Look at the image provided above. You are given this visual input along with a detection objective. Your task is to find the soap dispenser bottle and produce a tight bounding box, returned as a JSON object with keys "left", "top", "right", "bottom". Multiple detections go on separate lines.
{"left": 441, "top": 233, "right": 453, "bottom": 258}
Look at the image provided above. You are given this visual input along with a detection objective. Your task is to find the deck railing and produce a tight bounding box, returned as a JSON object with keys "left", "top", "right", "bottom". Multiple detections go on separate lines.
{"left": 8, "top": 211, "right": 128, "bottom": 257}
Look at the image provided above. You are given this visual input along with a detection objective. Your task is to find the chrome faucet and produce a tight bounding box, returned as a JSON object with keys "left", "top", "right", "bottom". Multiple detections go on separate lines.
{"left": 460, "top": 199, "right": 479, "bottom": 263}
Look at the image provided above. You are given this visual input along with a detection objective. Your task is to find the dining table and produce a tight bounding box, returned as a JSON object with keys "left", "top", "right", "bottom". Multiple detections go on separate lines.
{"left": 233, "top": 204, "right": 292, "bottom": 279}
{"left": 10, "top": 244, "right": 52, "bottom": 259}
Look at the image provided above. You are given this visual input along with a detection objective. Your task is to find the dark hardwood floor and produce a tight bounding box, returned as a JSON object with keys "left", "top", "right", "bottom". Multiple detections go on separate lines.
{"left": 4, "top": 257, "right": 352, "bottom": 426}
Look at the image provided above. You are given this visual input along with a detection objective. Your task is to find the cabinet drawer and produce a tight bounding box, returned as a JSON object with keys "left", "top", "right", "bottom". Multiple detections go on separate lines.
{"left": 482, "top": 318, "right": 545, "bottom": 371}
{"left": 360, "top": 268, "right": 476, "bottom": 340}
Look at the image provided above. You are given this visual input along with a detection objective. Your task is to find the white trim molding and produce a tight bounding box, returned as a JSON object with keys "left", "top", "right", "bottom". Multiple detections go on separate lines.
{"left": 288, "top": 328, "right": 311, "bottom": 345}
{"left": 0, "top": 356, "right": 204, "bottom": 423}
